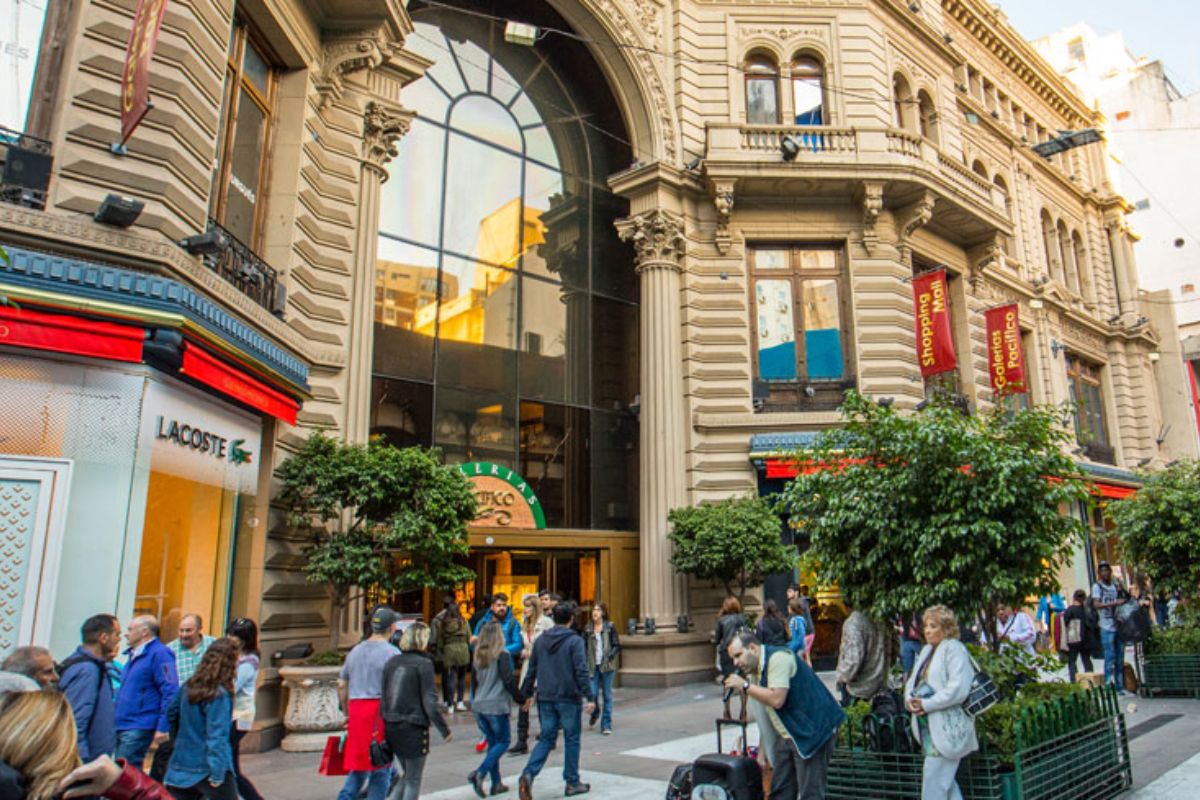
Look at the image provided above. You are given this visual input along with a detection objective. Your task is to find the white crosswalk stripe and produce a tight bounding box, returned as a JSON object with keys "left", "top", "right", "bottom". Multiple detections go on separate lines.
{"left": 420, "top": 768, "right": 669, "bottom": 798}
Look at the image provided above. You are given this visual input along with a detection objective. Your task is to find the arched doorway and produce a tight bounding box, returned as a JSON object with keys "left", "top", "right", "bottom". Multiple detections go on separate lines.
{"left": 371, "top": 0, "right": 642, "bottom": 624}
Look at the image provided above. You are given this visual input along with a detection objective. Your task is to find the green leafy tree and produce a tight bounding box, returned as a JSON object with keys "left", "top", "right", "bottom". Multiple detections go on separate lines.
{"left": 1107, "top": 459, "right": 1200, "bottom": 603}
{"left": 277, "top": 433, "right": 478, "bottom": 648}
{"left": 779, "top": 390, "right": 1089, "bottom": 651}
{"left": 668, "top": 496, "right": 798, "bottom": 603}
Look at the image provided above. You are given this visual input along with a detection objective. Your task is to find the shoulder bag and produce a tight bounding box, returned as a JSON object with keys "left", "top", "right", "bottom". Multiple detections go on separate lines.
{"left": 962, "top": 654, "right": 1000, "bottom": 717}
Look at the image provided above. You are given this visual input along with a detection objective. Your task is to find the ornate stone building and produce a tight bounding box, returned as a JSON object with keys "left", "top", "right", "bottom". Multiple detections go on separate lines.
{"left": 2, "top": 0, "right": 1195, "bottom": 744}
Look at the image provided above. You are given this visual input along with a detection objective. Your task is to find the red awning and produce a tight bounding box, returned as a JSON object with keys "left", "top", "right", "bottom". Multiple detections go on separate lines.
{"left": 181, "top": 343, "right": 299, "bottom": 425}
{"left": 1094, "top": 482, "right": 1136, "bottom": 501}
{"left": 0, "top": 304, "right": 144, "bottom": 362}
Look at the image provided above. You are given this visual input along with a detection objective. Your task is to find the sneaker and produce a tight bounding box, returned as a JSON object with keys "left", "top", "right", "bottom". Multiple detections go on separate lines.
{"left": 601, "top": 728, "right": 612, "bottom": 736}
{"left": 476, "top": 738, "right": 488, "bottom": 753}
{"left": 458, "top": 701, "right": 469, "bottom": 712}
{"left": 565, "top": 782, "right": 591, "bottom": 796}
{"left": 490, "top": 783, "right": 510, "bottom": 796}
{"left": 518, "top": 774, "right": 534, "bottom": 800}
{"left": 469, "top": 771, "right": 486, "bottom": 799}
{"left": 506, "top": 742, "right": 528, "bottom": 756}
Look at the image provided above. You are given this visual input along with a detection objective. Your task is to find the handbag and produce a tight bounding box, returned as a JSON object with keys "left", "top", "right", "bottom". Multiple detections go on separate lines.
{"left": 369, "top": 709, "right": 393, "bottom": 768}
{"left": 962, "top": 657, "right": 1000, "bottom": 717}
{"left": 318, "top": 734, "right": 349, "bottom": 776}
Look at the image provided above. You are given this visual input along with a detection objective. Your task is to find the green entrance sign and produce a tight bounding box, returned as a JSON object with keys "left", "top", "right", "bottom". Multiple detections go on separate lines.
{"left": 457, "top": 462, "right": 547, "bottom": 530}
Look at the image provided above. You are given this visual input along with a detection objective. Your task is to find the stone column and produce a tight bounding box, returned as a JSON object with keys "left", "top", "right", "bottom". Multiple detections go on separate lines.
{"left": 1105, "top": 219, "right": 1135, "bottom": 319}
{"left": 345, "top": 101, "right": 414, "bottom": 443}
{"left": 617, "top": 209, "right": 688, "bottom": 625}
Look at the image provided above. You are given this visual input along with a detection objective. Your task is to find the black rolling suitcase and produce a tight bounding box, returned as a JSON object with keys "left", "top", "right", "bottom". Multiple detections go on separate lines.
{"left": 691, "top": 752, "right": 763, "bottom": 800}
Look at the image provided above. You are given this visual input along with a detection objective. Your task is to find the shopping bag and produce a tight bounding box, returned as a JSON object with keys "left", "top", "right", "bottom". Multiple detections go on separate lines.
{"left": 318, "top": 734, "right": 349, "bottom": 776}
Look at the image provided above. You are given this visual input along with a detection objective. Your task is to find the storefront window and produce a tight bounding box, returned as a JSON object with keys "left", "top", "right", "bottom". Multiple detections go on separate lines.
{"left": 133, "top": 382, "right": 261, "bottom": 643}
{"left": 372, "top": 4, "right": 637, "bottom": 531}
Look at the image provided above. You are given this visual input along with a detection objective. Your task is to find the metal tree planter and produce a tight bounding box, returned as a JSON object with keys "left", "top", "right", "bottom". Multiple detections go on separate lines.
{"left": 1136, "top": 644, "right": 1200, "bottom": 698}
{"left": 827, "top": 686, "right": 1130, "bottom": 800}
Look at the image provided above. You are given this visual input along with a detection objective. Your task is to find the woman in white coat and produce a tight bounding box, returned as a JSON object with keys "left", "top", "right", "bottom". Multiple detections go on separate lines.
{"left": 904, "top": 605, "right": 979, "bottom": 800}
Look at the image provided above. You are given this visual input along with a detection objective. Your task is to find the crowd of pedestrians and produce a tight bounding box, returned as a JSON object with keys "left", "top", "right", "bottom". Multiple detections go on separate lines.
{"left": 0, "top": 610, "right": 263, "bottom": 800}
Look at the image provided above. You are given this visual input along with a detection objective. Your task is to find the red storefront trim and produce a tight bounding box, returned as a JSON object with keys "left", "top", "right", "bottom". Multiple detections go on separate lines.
{"left": 0, "top": 305, "right": 144, "bottom": 362}
{"left": 1189, "top": 360, "right": 1200, "bottom": 442}
{"left": 181, "top": 343, "right": 299, "bottom": 425}
{"left": 764, "top": 457, "right": 1137, "bottom": 500}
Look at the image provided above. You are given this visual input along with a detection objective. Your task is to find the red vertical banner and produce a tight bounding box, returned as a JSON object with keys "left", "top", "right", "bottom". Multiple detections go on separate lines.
{"left": 911, "top": 268, "right": 957, "bottom": 377}
{"left": 119, "top": 0, "right": 168, "bottom": 145}
{"left": 984, "top": 303, "right": 1027, "bottom": 395}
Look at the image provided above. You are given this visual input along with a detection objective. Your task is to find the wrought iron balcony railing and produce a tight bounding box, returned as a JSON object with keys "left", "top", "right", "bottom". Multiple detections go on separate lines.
{"left": 200, "top": 218, "right": 286, "bottom": 317}
{"left": 0, "top": 126, "right": 52, "bottom": 211}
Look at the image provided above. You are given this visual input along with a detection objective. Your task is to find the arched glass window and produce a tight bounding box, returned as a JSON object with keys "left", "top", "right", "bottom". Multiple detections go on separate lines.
{"left": 917, "top": 90, "right": 938, "bottom": 143}
{"left": 372, "top": 7, "right": 639, "bottom": 530}
{"left": 745, "top": 54, "right": 780, "bottom": 124}
{"left": 791, "top": 56, "right": 824, "bottom": 125}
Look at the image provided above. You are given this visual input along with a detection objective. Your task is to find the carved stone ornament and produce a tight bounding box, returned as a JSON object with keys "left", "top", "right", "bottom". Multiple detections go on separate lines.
{"left": 711, "top": 179, "right": 736, "bottom": 255}
{"left": 967, "top": 232, "right": 1005, "bottom": 288}
{"left": 632, "top": 0, "right": 664, "bottom": 48}
{"left": 894, "top": 190, "right": 936, "bottom": 265}
{"left": 859, "top": 182, "right": 884, "bottom": 254}
{"left": 279, "top": 665, "right": 348, "bottom": 752}
{"left": 617, "top": 209, "right": 686, "bottom": 270}
{"left": 587, "top": 0, "right": 678, "bottom": 163}
{"left": 315, "top": 26, "right": 401, "bottom": 108}
{"left": 738, "top": 24, "right": 829, "bottom": 45}
{"left": 362, "top": 101, "right": 414, "bottom": 176}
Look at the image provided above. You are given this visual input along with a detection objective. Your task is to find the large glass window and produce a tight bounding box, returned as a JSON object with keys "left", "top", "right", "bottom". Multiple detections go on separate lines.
{"left": 1066, "top": 354, "right": 1112, "bottom": 463}
{"left": 790, "top": 56, "right": 824, "bottom": 125}
{"left": 210, "top": 20, "right": 276, "bottom": 249}
{"left": 750, "top": 245, "right": 853, "bottom": 410}
{"left": 372, "top": 4, "right": 637, "bottom": 530}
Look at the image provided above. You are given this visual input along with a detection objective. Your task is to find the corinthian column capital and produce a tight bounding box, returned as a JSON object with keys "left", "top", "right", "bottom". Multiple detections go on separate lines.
{"left": 362, "top": 101, "right": 415, "bottom": 178}
{"left": 616, "top": 209, "right": 686, "bottom": 271}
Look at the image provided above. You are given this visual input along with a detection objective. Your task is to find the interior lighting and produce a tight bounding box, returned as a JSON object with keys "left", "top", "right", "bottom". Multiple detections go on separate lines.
{"left": 504, "top": 21, "right": 539, "bottom": 46}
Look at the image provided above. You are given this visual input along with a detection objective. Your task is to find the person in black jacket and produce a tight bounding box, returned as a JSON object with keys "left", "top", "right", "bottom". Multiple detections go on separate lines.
{"left": 714, "top": 596, "right": 747, "bottom": 679}
{"left": 1062, "top": 589, "right": 1098, "bottom": 682}
{"left": 380, "top": 623, "right": 452, "bottom": 800}
{"left": 517, "top": 603, "right": 596, "bottom": 799}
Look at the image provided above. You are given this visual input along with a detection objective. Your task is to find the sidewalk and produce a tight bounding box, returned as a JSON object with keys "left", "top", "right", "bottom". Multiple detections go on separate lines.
{"left": 240, "top": 677, "right": 1200, "bottom": 798}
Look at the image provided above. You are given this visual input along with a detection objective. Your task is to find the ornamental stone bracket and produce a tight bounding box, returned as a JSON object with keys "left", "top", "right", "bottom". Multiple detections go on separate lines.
{"left": 616, "top": 209, "right": 686, "bottom": 271}
{"left": 362, "top": 100, "right": 414, "bottom": 177}
{"left": 315, "top": 26, "right": 403, "bottom": 108}
{"left": 278, "top": 665, "right": 347, "bottom": 752}
{"left": 894, "top": 190, "right": 936, "bottom": 267}
{"left": 859, "top": 181, "right": 884, "bottom": 254}
{"left": 966, "top": 232, "right": 1005, "bottom": 290}
{"left": 709, "top": 179, "right": 736, "bottom": 255}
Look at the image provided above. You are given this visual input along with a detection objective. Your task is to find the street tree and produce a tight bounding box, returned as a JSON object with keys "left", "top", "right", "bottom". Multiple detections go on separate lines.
{"left": 668, "top": 496, "right": 798, "bottom": 604}
{"left": 778, "top": 390, "right": 1089, "bottom": 652}
{"left": 1107, "top": 459, "right": 1200, "bottom": 600}
{"left": 278, "top": 433, "right": 477, "bottom": 648}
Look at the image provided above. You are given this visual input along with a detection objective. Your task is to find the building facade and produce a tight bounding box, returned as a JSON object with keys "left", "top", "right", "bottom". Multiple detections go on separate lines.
{"left": 2, "top": 0, "right": 1196, "bottom": 745}
{"left": 1033, "top": 22, "right": 1200, "bottom": 449}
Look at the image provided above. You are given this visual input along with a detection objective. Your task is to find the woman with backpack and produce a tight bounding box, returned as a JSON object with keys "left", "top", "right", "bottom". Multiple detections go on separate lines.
{"left": 163, "top": 638, "right": 240, "bottom": 799}
{"left": 435, "top": 603, "right": 471, "bottom": 712}
{"left": 713, "top": 597, "right": 746, "bottom": 679}
{"left": 1062, "top": 590, "right": 1097, "bottom": 682}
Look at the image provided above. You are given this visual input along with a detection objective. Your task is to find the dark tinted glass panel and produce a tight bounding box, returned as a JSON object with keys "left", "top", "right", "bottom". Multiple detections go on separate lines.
{"left": 592, "top": 297, "right": 637, "bottom": 409}
{"left": 591, "top": 191, "right": 636, "bottom": 301}
{"left": 591, "top": 409, "right": 638, "bottom": 530}
{"left": 520, "top": 401, "right": 589, "bottom": 528}
{"left": 370, "top": 377, "right": 433, "bottom": 449}
{"left": 435, "top": 257, "right": 518, "bottom": 395}
{"left": 520, "top": 276, "right": 589, "bottom": 405}
{"left": 435, "top": 387, "right": 515, "bottom": 468}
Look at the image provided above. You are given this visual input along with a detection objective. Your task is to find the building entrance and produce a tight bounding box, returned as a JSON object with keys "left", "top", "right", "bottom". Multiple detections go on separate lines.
{"left": 475, "top": 548, "right": 599, "bottom": 612}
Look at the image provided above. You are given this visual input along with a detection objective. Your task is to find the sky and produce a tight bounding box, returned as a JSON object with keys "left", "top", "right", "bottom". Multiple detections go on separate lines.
{"left": 996, "top": 0, "right": 1200, "bottom": 95}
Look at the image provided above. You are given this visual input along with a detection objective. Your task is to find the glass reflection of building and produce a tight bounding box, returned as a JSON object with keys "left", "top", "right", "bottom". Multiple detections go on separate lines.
{"left": 372, "top": 1, "right": 638, "bottom": 532}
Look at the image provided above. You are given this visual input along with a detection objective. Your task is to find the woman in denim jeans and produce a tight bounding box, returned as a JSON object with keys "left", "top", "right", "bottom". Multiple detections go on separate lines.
{"left": 468, "top": 622, "right": 523, "bottom": 796}
{"left": 586, "top": 603, "right": 621, "bottom": 735}
{"left": 163, "top": 638, "right": 239, "bottom": 799}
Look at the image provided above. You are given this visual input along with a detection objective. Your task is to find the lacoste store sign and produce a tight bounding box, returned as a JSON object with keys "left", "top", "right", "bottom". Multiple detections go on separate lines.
{"left": 155, "top": 417, "right": 253, "bottom": 464}
{"left": 458, "top": 462, "right": 546, "bottom": 530}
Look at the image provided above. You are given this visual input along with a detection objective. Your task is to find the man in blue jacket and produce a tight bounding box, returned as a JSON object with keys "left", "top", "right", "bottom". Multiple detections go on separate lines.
{"left": 517, "top": 603, "right": 596, "bottom": 799}
{"left": 726, "top": 627, "right": 845, "bottom": 800}
{"left": 471, "top": 592, "right": 523, "bottom": 658}
{"left": 61, "top": 613, "right": 122, "bottom": 761}
{"left": 113, "top": 615, "right": 178, "bottom": 770}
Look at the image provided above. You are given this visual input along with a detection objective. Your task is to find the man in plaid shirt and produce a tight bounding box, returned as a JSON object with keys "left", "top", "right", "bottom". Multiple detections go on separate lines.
{"left": 165, "top": 613, "right": 216, "bottom": 683}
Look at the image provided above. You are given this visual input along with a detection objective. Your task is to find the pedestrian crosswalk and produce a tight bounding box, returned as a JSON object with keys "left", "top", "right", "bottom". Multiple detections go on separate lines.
{"left": 421, "top": 769, "right": 668, "bottom": 798}
{"left": 620, "top": 724, "right": 761, "bottom": 764}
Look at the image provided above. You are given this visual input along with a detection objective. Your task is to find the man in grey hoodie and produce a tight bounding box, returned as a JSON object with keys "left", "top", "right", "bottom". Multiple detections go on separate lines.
{"left": 517, "top": 603, "right": 596, "bottom": 799}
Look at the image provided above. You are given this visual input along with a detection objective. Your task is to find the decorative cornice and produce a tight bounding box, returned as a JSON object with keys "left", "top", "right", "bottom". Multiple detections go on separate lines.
{"left": 616, "top": 209, "right": 686, "bottom": 270}
{"left": 315, "top": 25, "right": 402, "bottom": 109}
{"left": 1, "top": 245, "right": 310, "bottom": 392}
{"left": 0, "top": 205, "right": 345, "bottom": 368}
{"left": 362, "top": 101, "right": 414, "bottom": 177}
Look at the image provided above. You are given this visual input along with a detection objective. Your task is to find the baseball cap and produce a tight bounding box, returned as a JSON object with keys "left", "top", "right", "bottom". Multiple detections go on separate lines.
{"left": 370, "top": 606, "right": 400, "bottom": 633}
{"left": 1098, "top": 561, "right": 1111, "bottom": 569}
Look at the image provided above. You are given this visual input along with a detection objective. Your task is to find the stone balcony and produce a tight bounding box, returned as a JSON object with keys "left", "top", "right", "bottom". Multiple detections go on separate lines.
{"left": 704, "top": 122, "right": 1013, "bottom": 246}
